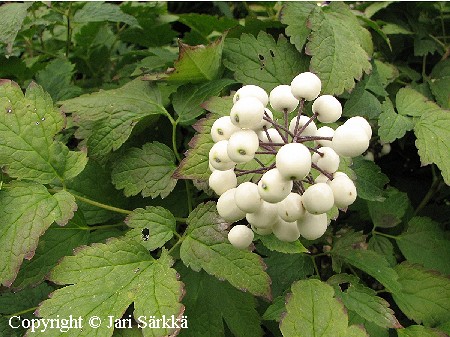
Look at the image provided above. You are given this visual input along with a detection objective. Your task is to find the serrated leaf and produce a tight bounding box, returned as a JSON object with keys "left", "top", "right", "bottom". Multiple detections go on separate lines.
{"left": 368, "top": 187, "right": 410, "bottom": 228}
{"left": 36, "top": 59, "right": 82, "bottom": 102}
{"left": 180, "top": 202, "right": 271, "bottom": 299}
{"left": 125, "top": 206, "right": 176, "bottom": 251}
{"left": 223, "top": 31, "right": 309, "bottom": 92}
{"left": 0, "top": 182, "right": 77, "bottom": 287}
{"left": 396, "top": 88, "right": 442, "bottom": 117}
{"left": 368, "top": 235, "right": 397, "bottom": 266}
{"left": 30, "top": 239, "right": 184, "bottom": 337}
{"left": 378, "top": 98, "right": 415, "bottom": 143}
{"left": 178, "top": 267, "right": 263, "bottom": 337}
{"left": 364, "top": 2, "right": 394, "bottom": 18}
{"left": 414, "top": 107, "right": 450, "bottom": 185}
{"left": 281, "top": 279, "right": 366, "bottom": 337}
{"left": 0, "top": 3, "right": 30, "bottom": 55}
{"left": 12, "top": 212, "right": 89, "bottom": 290}
{"left": 348, "top": 311, "right": 390, "bottom": 337}
{"left": 0, "top": 80, "right": 87, "bottom": 184}
{"left": 429, "top": 60, "right": 450, "bottom": 108}
{"left": 172, "top": 79, "right": 235, "bottom": 124}
{"left": 111, "top": 142, "right": 177, "bottom": 198}
{"left": 397, "top": 325, "right": 448, "bottom": 337}
{"left": 306, "top": 3, "right": 372, "bottom": 95}
{"left": 61, "top": 79, "right": 167, "bottom": 163}
{"left": 262, "top": 295, "right": 286, "bottom": 321}
{"left": 258, "top": 235, "right": 308, "bottom": 254}
{"left": 397, "top": 217, "right": 450, "bottom": 275}
{"left": 280, "top": 2, "right": 317, "bottom": 52}
{"left": 392, "top": 262, "right": 450, "bottom": 327}
{"left": 73, "top": 1, "right": 140, "bottom": 27}
{"left": 352, "top": 157, "right": 389, "bottom": 202}
{"left": 343, "top": 77, "right": 382, "bottom": 119}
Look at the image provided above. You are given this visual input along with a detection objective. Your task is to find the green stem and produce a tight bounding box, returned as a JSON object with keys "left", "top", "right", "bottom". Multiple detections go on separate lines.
{"left": 413, "top": 175, "right": 443, "bottom": 216}
{"left": 373, "top": 231, "right": 398, "bottom": 240}
{"left": 171, "top": 120, "right": 182, "bottom": 163}
{"left": 310, "top": 255, "right": 321, "bottom": 279}
{"left": 184, "top": 180, "right": 193, "bottom": 213}
{"left": 86, "top": 223, "right": 126, "bottom": 231}
{"left": 65, "top": 3, "right": 72, "bottom": 58}
{"left": 175, "top": 217, "right": 187, "bottom": 223}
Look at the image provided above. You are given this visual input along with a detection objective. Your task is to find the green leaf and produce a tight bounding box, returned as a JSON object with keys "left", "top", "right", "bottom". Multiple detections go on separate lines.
{"left": 32, "top": 239, "right": 184, "bottom": 337}
{"left": 125, "top": 206, "right": 176, "bottom": 251}
{"left": 258, "top": 234, "right": 308, "bottom": 254}
{"left": 429, "top": 60, "right": 450, "bottom": 108}
{"left": 180, "top": 202, "right": 271, "bottom": 299}
{"left": 280, "top": 2, "right": 317, "bottom": 52}
{"left": 111, "top": 142, "right": 177, "bottom": 198}
{"left": 280, "top": 279, "right": 366, "bottom": 337}
{"left": 397, "top": 325, "right": 448, "bottom": 337}
{"left": 414, "top": 106, "right": 450, "bottom": 185}
{"left": 329, "top": 274, "right": 401, "bottom": 328}
{"left": 262, "top": 295, "right": 286, "bottom": 321}
{"left": 352, "top": 157, "right": 389, "bottom": 202}
{"left": 392, "top": 262, "right": 450, "bottom": 327}
{"left": 172, "top": 79, "right": 235, "bottom": 124}
{"left": 368, "top": 187, "right": 410, "bottom": 228}
{"left": 61, "top": 79, "right": 166, "bottom": 163}
{"left": 378, "top": 98, "right": 415, "bottom": 143}
{"left": 364, "top": 2, "right": 394, "bottom": 18}
{"left": 73, "top": 1, "right": 140, "bottom": 27}
{"left": 368, "top": 235, "right": 397, "bottom": 267}
{"left": 396, "top": 88, "right": 442, "bottom": 117}
{"left": 0, "top": 3, "right": 31, "bottom": 55}
{"left": 178, "top": 267, "right": 263, "bottom": 337}
{"left": 12, "top": 212, "right": 90, "bottom": 290}
{"left": 397, "top": 217, "right": 450, "bottom": 275}
{"left": 35, "top": 59, "right": 82, "bottom": 102}
{"left": 348, "top": 311, "right": 390, "bottom": 337}
{"left": 0, "top": 181, "right": 77, "bottom": 287}
{"left": 343, "top": 77, "right": 382, "bottom": 119}
{"left": 223, "top": 31, "right": 309, "bottom": 92}
{"left": 306, "top": 3, "right": 372, "bottom": 95}
{"left": 0, "top": 80, "right": 87, "bottom": 184}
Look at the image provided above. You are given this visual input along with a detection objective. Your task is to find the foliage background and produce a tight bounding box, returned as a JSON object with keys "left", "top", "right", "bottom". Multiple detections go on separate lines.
{"left": 0, "top": 1, "right": 449, "bottom": 337}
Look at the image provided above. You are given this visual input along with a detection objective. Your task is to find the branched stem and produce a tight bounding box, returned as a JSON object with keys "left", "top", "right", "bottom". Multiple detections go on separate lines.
{"left": 294, "top": 112, "right": 317, "bottom": 142}
{"left": 311, "top": 163, "right": 334, "bottom": 180}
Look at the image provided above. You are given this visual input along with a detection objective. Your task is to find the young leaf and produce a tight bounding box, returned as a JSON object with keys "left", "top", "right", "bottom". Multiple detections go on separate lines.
{"left": 378, "top": 98, "right": 415, "bottom": 143}
{"left": 0, "top": 80, "right": 87, "bottom": 184}
{"left": 125, "top": 206, "right": 176, "bottom": 251}
{"left": 397, "top": 325, "right": 448, "bottom": 337}
{"left": 306, "top": 3, "right": 372, "bottom": 95}
{"left": 0, "top": 181, "right": 77, "bottom": 287}
{"left": 280, "top": 279, "right": 367, "bottom": 337}
{"left": 280, "top": 2, "right": 317, "bottom": 52}
{"left": 0, "top": 3, "right": 31, "bottom": 55}
{"left": 111, "top": 142, "right": 177, "bottom": 198}
{"left": 178, "top": 267, "right": 263, "bottom": 337}
{"left": 61, "top": 79, "right": 168, "bottom": 163}
{"left": 223, "top": 31, "right": 309, "bottom": 92}
{"left": 180, "top": 202, "right": 271, "bottom": 300}
{"left": 351, "top": 157, "right": 389, "bottom": 202}
{"left": 392, "top": 262, "right": 450, "bottom": 327}
{"left": 396, "top": 217, "right": 450, "bottom": 275}
{"left": 73, "top": 1, "right": 140, "bottom": 27}
{"left": 32, "top": 239, "right": 184, "bottom": 337}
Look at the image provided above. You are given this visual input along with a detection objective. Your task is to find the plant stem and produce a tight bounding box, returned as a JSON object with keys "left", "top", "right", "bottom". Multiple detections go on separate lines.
{"left": 373, "top": 231, "right": 398, "bottom": 240}
{"left": 171, "top": 121, "right": 182, "bottom": 163}
{"left": 65, "top": 3, "right": 72, "bottom": 58}
{"left": 311, "top": 162, "right": 334, "bottom": 180}
{"left": 310, "top": 255, "right": 321, "bottom": 280}
{"left": 294, "top": 112, "right": 317, "bottom": 142}
{"left": 413, "top": 174, "right": 443, "bottom": 216}
{"left": 184, "top": 180, "right": 193, "bottom": 213}
{"left": 69, "top": 192, "right": 132, "bottom": 215}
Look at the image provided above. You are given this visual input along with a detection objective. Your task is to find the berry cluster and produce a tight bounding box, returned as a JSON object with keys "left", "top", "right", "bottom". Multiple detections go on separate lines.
{"left": 208, "top": 72, "right": 371, "bottom": 249}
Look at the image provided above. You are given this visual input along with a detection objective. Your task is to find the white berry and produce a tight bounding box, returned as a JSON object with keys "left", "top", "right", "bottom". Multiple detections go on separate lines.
{"left": 234, "top": 181, "right": 263, "bottom": 213}
{"left": 277, "top": 192, "right": 305, "bottom": 222}
{"left": 344, "top": 116, "right": 372, "bottom": 139}
{"left": 230, "top": 96, "right": 265, "bottom": 129}
{"left": 258, "top": 168, "right": 293, "bottom": 203}
{"left": 302, "top": 183, "right": 334, "bottom": 214}
{"left": 331, "top": 124, "right": 370, "bottom": 157}
{"left": 251, "top": 224, "right": 272, "bottom": 235}
{"left": 217, "top": 188, "right": 246, "bottom": 222}
{"left": 233, "top": 85, "right": 269, "bottom": 106}
{"left": 315, "top": 126, "right": 334, "bottom": 147}
{"left": 228, "top": 225, "right": 254, "bottom": 249}
{"left": 246, "top": 201, "right": 278, "bottom": 229}
{"left": 272, "top": 218, "right": 301, "bottom": 242}
{"left": 209, "top": 140, "right": 236, "bottom": 170}
{"left": 209, "top": 169, "right": 237, "bottom": 195}
{"left": 276, "top": 143, "right": 312, "bottom": 180}
{"left": 297, "top": 212, "right": 328, "bottom": 240}
{"left": 315, "top": 173, "right": 330, "bottom": 184}
{"left": 328, "top": 175, "right": 357, "bottom": 209}
{"left": 210, "top": 116, "right": 241, "bottom": 142}
{"left": 227, "top": 129, "right": 259, "bottom": 163}
{"left": 257, "top": 128, "right": 284, "bottom": 144}
{"left": 312, "top": 95, "right": 342, "bottom": 123}
{"left": 381, "top": 143, "right": 391, "bottom": 156}
{"left": 311, "top": 147, "right": 340, "bottom": 173}
{"left": 290, "top": 72, "right": 322, "bottom": 101}
{"left": 289, "top": 115, "right": 317, "bottom": 137}
{"left": 269, "top": 85, "right": 299, "bottom": 113}
{"left": 254, "top": 108, "right": 274, "bottom": 130}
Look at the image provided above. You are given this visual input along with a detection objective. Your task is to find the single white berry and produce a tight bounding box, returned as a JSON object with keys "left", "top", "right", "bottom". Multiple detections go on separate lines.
{"left": 363, "top": 151, "right": 375, "bottom": 161}
{"left": 234, "top": 181, "right": 263, "bottom": 213}
{"left": 209, "top": 169, "right": 237, "bottom": 195}
{"left": 246, "top": 201, "right": 278, "bottom": 229}
{"left": 254, "top": 108, "right": 274, "bottom": 130}
{"left": 257, "top": 128, "right": 284, "bottom": 144}
{"left": 228, "top": 225, "right": 254, "bottom": 249}
{"left": 258, "top": 168, "right": 293, "bottom": 203}
{"left": 302, "top": 183, "right": 334, "bottom": 214}
{"left": 344, "top": 116, "right": 372, "bottom": 139}
{"left": 272, "top": 217, "right": 301, "bottom": 242}
{"left": 328, "top": 175, "right": 357, "bottom": 209}
{"left": 315, "top": 126, "right": 334, "bottom": 147}
{"left": 331, "top": 124, "right": 370, "bottom": 157}
{"left": 312, "top": 95, "right": 342, "bottom": 123}
{"left": 315, "top": 173, "right": 330, "bottom": 184}
{"left": 277, "top": 192, "right": 305, "bottom": 222}
{"left": 289, "top": 115, "right": 317, "bottom": 137}
{"left": 333, "top": 171, "right": 350, "bottom": 180}
{"left": 227, "top": 129, "right": 259, "bottom": 163}
{"left": 209, "top": 161, "right": 216, "bottom": 172}
{"left": 311, "top": 147, "right": 340, "bottom": 173}
{"left": 269, "top": 85, "right": 299, "bottom": 113}
{"left": 233, "top": 85, "right": 269, "bottom": 106}
{"left": 251, "top": 224, "right": 272, "bottom": 235}
{"left": 210, "top": 116, "right": 241, "bottom": 142}
{"left": 276, "top": 143, "right": 312, "bottom": 180}
{"left": 217, "top": 188, "right": 246, "bottom": 222}
{"left": 297, "top": 212, "right": 328, "bottom": 240}
{"left": 380, "top": 143, "right": 391, "bottom": 156}
{"left": 209, "top": 140, "right": 236, "bottom": 170}
{"left": 290, "top": 72, "right": 322, "bottom": 101}
{"left": 230, "top": 96, "right": 265, "bottom": 129}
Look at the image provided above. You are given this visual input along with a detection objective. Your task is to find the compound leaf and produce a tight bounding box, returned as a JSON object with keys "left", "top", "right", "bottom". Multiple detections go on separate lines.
{"left": 31, "top": 239, "right": 184, "bottom": 337}
{"left": 111, "top": 142, "right": 177, "bottom": 198}
{"left": 180, "top": 202, "right": 271, "bottom": 300}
